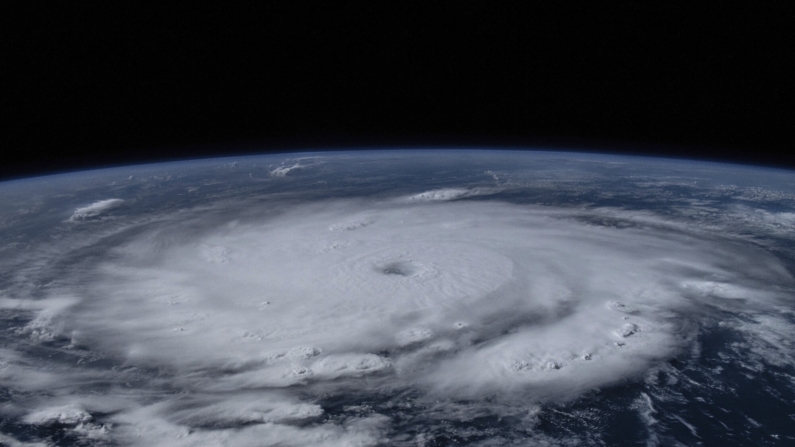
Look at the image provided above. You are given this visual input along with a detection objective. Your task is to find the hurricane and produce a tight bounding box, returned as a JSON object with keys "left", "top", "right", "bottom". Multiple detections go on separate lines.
{"left": 2, "top": 151, "right": 794, "bottom": 446}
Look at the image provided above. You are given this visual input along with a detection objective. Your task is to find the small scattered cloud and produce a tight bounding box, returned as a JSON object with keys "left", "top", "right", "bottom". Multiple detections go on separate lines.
{"left": 401, "top": 187, "right": 499, "bottom": 202}
{"left": 269, "top": 158, "right": 323, "bottom": 177}
{"left": 270, "top": 164, "right": 303, "bottom": 177}
{"left": 68, "top": 199, "right": 124, "bottom": 221}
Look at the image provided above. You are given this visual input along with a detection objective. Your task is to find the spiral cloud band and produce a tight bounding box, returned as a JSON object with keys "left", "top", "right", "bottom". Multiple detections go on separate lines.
{"left": 2, "top": 153, "right": 795, "bottom": 446}
{"left": 71, "top": 200, "right": 777, "bottom": 395}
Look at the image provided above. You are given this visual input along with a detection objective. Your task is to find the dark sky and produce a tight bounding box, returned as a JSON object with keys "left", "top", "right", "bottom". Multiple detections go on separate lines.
{"left": 5, "top": 3, "right": 793, "bottom": 180}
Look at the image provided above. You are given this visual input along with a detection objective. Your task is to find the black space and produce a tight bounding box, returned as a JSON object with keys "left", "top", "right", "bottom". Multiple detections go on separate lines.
{"left": 4, "top": 3, "right": 793, "bottom": 180}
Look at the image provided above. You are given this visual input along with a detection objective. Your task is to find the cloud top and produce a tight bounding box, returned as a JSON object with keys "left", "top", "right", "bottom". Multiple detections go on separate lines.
{"left": 269, "top": 157, "right": 322, "bottom": 177}
{"left": 68, "top": 198, "right": 124, "bottom": 221}
{"left": 402, "top": 187, "right": 497, "bottom": 202}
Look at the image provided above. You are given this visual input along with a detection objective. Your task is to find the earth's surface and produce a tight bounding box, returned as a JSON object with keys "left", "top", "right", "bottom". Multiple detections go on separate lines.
{"left": 1, "top": 150, "right": 794, "bottom": 446}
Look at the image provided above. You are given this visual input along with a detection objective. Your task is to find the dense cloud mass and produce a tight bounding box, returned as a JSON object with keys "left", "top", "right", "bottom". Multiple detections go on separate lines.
{"left": 1, "top": 152, "right": 794, "bottom": 446}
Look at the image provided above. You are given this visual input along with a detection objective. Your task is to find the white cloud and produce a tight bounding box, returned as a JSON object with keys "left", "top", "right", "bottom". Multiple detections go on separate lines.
{"left": 269, "top": 157, "right": 322, "bottom": 177}
{"left": 270, "top": 163, "right": 304, "bottom": 177}
{"left": 0, "top": 433, "right": 49, "bottom": 447}
{"left": 68, "top": 198, "right": 124, "bottom": 221}
{"left": 5, "top": 196, "right": 795, "bottom": 444}
{"left": 24, "top": 405, "right": 92, "bottom": 425}
{"left": 401, "top": 187, "right": 498, "bottom": 202}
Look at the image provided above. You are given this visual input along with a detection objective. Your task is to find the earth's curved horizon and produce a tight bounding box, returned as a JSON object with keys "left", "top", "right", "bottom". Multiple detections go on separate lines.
{"left": 1, "top": 149, "right": 794, "bottom": 446}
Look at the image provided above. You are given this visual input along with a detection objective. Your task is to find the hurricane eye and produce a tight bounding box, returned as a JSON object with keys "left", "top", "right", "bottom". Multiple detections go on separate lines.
{"left": 380, "top": 261, "right": 415, "bottom": 277}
